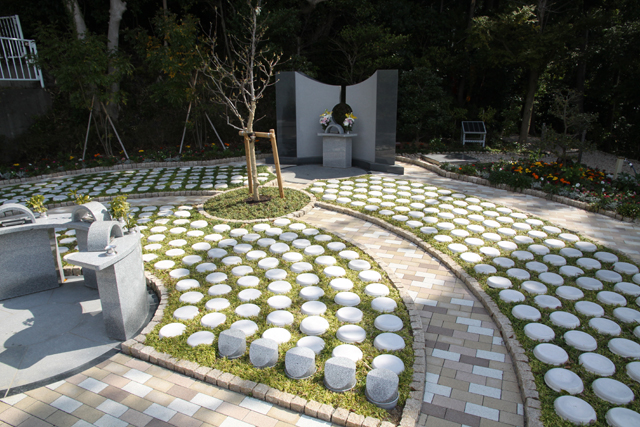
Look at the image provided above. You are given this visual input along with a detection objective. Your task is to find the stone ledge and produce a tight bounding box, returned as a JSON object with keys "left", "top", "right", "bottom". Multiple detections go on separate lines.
{"left": 315, "top": 201, "right": 539, "bottom": 427}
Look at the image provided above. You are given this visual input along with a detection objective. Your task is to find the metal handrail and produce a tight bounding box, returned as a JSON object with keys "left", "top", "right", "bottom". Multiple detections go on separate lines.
{"left": 0, "top": 35, "right": 44, "bottom": 87}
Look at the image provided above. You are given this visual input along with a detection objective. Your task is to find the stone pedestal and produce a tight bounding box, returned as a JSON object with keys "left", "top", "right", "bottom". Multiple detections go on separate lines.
{"left": 320, "top": 133, "right": 356, "bottom": 169}
{"left": 65, "top": 222, "right": 148, "bottom": 341}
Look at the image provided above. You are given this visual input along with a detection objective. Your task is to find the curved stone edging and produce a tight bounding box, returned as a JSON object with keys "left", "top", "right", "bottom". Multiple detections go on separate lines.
{"left": 197, "top": 186, "right": 318, "bottom": 223}
{"left": 398, "top": 155, "right": 640, "bottom": 225}
{"left": 0, "top": 154, "right": 269, "bottom": 187}
{"left": 313, "top": 200, "right": 543, "bottom": 427}
{"left": 120, "top": 216, "right": 420, "bottom": 427}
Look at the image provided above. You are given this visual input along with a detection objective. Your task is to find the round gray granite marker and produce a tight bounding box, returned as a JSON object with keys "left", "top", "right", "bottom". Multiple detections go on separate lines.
{"left": 218, "top": 328, "right": 246, "bottom": 359}
{"left": 366, "top": 368, "right": 399, "bottom": 410}
{"left": 250, "top": 338, "right": 279, "bottom": 368}
{"left": 579, "top": 353, "right": 615, "bottom": 376}
{"left": 285, "top": 346, "right": 316, "bottom": 379}
{"left": 544, "top": 368, "right": 583, "bottom": 394}
{"left": 324, "top": 357, "right": 356, "bottom": 392}
{"left": 534, "top": 343, "right": 568, "bottom": 365}
{"left": 524, "top": 323, "right": 555, "bottom": 342}
{"left": 554, "top": 396, "right": 596, "bottom": 425}
{"left": 592, "top": 378, "right": 634, "bottom": 404}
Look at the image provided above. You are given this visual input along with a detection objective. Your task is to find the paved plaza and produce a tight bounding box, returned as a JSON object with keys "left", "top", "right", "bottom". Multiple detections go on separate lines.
{"left": 2, "top": 159, "right": 640, "bottom": 427}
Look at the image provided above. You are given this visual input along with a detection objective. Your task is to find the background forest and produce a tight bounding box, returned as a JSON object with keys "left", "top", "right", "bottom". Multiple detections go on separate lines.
{"left": 1, "top": 0, "right": 639, "bottom": 164}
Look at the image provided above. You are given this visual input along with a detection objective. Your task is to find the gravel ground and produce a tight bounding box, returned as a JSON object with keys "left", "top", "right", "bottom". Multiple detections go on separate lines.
{"left": 402, "top": 149, "right": 640, "bottom": 176}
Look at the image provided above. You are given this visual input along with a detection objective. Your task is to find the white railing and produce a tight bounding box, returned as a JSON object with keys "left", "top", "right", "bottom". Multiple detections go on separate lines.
{"left": 0, "top": 15, "right": 44, "bottom": 87}
{"left": 0, "top": 37, "right": 44, "bottom": 87}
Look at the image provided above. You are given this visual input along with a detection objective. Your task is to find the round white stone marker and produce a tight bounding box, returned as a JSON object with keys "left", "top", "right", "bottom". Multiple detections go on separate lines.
{"left": 187, "top": 331, "right": 215, "bottom": 347}
{"left": 550, "top": 311, "right": 580, "bottom": 329}
{"left": 179, "top": 292, "right": 204, "bottom": 304}
{"left": 614, "top": 307, "right": 640, "bottom": 323}
{"left": 512, "top": 305, "right": 541, "bottom": 321}
{"left": 336, "top": 325, "right": 366, "bottom": 343}
{"left": 235, "top": 303, "right": 260, "bottom": 318}
{"left": 371, "top": 297, "right": 397, "bottom": 312}
{"left": 487, "top": 276, "right": 512, "bottom": 289}
{"left": 173, "top": 306, "right": 199, "bottom": 320}
{"left": 606, "top": 408, "right": 640, "bottom": 427}
{"left": 615, "top": 282, "right": 640, "bottom": 297}
{"left": 554, "top": 396, "right": 596, "bottom": 425}
{"left": 539, "top": 272, "right": 564, "bottom": 287}
{"left": 597, "top": 291, "right": 627, "bottom": 306}
{"left": 374, "top": 314, "right": 403, "bottom": 332}
{"left": 592, "top": 378, "right": 634, "bottom": 404}
{"left": 300, "top": 286, "right": 324, "bottom": 301}
{"left": 262, "top": 328, "right": 291, "bottom": 344}
{"left": 533, "top": 343, "right": 568, "bottom": 365}
{"left": 524, "top": 323, "right": 555, "bottom": 342}
{"left": 564, "top": 330, "right": 597, "bottom": 351}
{"left": 589, "top": 318, "right": 622, "bottom": 336}
{"left": 372, "top": 354, "right": 405, "bottom": 374}
{"left": 266, "top": 310, "right": 294, "bottom": 326}
{"left": 374, "top": 333, "right": 405, "bottom": 351}
{"left": 575, "top": 301, "right": 604, "bottom": 318}
{"left": 575, "top": 277, "right": 604, "bottom": 291}
{"left": 336, "top": 307, "right": 362, "bottom": 323}
{"left": 365, "top": 283, "right": 389, "bottom": 297}
{"left": 615, "top": 262, "right": 640, "bottom": 275}
{"left": 201, "top": 312, "right": 226, "bottom": 329}
{"left": 332, "top": 344, "right": 363, "bottom": 362}
{"left": 579, "top": 353, "right": 615, "bottom": 376}
{"left": 267, "top": 295, "right": 292, "bottom": 309}
{"left": 238, "top": 289, "right": 261, "bottom": 302}
{"left": 556, "top": 286, "right": 584, "bottom": 301}
{"left": 544, "top": 368, "right": 583, "bottom": 394}
{"left": 609, "top": 338, "right": 640, "bottom": 358}
{"left": 534, "top": 295, "right": 562, "bottom": 309}
{"left": 297, "top": 336, "right": 325, "bottom": 355}
{"left": 521, "top": 281, "right": 547, "bottom": 295}
{"left": 176, "top": 279, "right": 200, "bottom": 291}
{"left": 499, "top": 290, "right": 525, "bottom": 303}
{"left": 596, "top": 269, "right": 623, "bottom": 283}
{"left": 159, "top": 323, "right": 186, "bottom": 339}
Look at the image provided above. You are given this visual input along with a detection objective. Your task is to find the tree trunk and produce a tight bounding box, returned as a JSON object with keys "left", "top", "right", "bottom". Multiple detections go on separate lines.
{"left": 518, "top": 68, "right": 540, "bottom": 146}
{"left": 107, "top": 0, "right": 127, "bottom": 122}
{"left": 64, "top": 0, "right": 87, "bottom": 39}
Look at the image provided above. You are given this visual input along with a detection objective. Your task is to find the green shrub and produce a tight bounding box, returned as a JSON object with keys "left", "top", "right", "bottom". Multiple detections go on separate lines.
{"left": 488, "top": 170, "right": 532, "bottom": 189}
{"left": 616, "top": 203, "right": 640, "bottom": 218}
{"left": 459, "top": 164, "right": 478, "bottom": 176}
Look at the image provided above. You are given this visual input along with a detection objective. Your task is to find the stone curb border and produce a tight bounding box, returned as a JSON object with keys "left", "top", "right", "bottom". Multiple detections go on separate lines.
{"left": 117, "top": 212, "right": 419, "bottom": 427}
{"left": 313, "top": 201, "right": 543, "bottom": 427}
{"left": 398, "top": 155, "right": 640, "bottom": 225}
{"left": 0, "top": 154, "right": 269, "bottom": 187}
{"left": 197, "top": 186, "right": 317, "bottom": 223}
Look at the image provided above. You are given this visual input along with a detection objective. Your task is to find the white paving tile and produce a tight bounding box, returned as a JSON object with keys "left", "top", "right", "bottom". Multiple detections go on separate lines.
{"left": 0, "top": 394, "right": 26, "bottom": 405}
{"left": 190, "top": 393, "right": 223, "bottom": 411}
{"left": 424, "top": 382, "right": 452, "bottom": 397}
{"left": 295, "top": 414, "right": 333, "bottom": 427}
{"left": 71, "top": 421, "right": 93, "bottom": 427}
{"left": 475, "top": 349, "right": 505, "bottom": 362}
{"left": 168, "top": 397, "right": 200, "bottom": 416}
{"left": 464, "top": 402, "right": 500, "bottom": 421}
{"left": 456, "top": 317, "right": 482, "bottom": 327}
{"left": 78, "top": 378, "right": 108, "bottom": 393}
{"left": 467, "top": 326, "right": 494, "bottom": 336}
{"left": 46, "top": 380, "right": 66, "bottom": 391}
{"left": 143, "top": 403, "right": 177, "bottom": 422}
{"left": 220, "top": 417, "right": 255, "bottom": 427}
{"left": 431, "top": 349, "right": 461, "bottom": 362}
{"left": 239, "top": 396, "right": 272, "bottom": 414}
{"left": 472, "top": 366, "right": 503, "bottom": 380}
{"left": 423, "top": 391, "right": 434, "bottom": 403}
{"left": 51, "top": 396, "right": 83, "bottom": 413}
{"left": 468, "top": 383, "right": 501, "bottom": 399}
{"left": 450, "top": 298, "right": 474, "bottom": 307}
{"left": 123, "top": 368, "right": 153, "bottom": 384}
{"left": 122, "top": 381, "right": 153, "bottom": 397}
{"left": 94, "top": 414, "right": 128, "bottom": 427}
{"left": 96, "top": 399, "right": 128, "bottom": 418}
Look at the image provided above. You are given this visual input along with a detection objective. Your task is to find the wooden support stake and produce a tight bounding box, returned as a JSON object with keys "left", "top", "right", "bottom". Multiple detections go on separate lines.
{"left": 270, "top": 129, "right": 284, "bottom": 198}
{"left": 243, "top": 133, "right": 253, "bottom": 194}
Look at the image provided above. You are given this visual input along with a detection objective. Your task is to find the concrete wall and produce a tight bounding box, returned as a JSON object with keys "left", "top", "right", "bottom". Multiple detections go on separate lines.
{"left": 346, "top": 73, "right": 377, "bottom": 164}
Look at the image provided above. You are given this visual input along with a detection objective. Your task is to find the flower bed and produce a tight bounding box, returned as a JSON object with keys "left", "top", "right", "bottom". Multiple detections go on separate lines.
{"left": 440, "top": 159, "right": 640, "bottom": 218}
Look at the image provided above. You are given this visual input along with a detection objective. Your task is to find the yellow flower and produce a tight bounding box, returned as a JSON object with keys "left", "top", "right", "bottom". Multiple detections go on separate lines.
{"left": 13, "top": 163, "right": 19, "bottom": 166}
{"left": 346, "top": 112, "right": 357, "bottom": 120}
{"left": 139, "top": 150, "right": 144, "bottom": 153}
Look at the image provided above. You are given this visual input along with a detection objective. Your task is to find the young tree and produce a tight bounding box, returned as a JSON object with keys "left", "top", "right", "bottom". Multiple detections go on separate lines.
{"left": 202, "top": 0, "right": 280, "bottom": 201}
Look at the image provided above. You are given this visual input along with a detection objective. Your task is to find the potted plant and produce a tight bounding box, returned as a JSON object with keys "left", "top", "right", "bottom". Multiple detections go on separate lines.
{"left": 319, "top": 109, "right": 332, "bottom": 130}
{"left": 68, "top": 189, "right": 93, "bottom": 205}
{"left": 26, "top": 194, "right": 48, "bottom": 218}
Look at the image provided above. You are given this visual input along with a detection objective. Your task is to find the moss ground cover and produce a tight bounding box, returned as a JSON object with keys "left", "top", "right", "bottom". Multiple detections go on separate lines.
{"left": 203, "top": 186, "right": 310, "bottom": 220}
{"left": 310, "top": 175, "right": 640, "bottom": 426}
